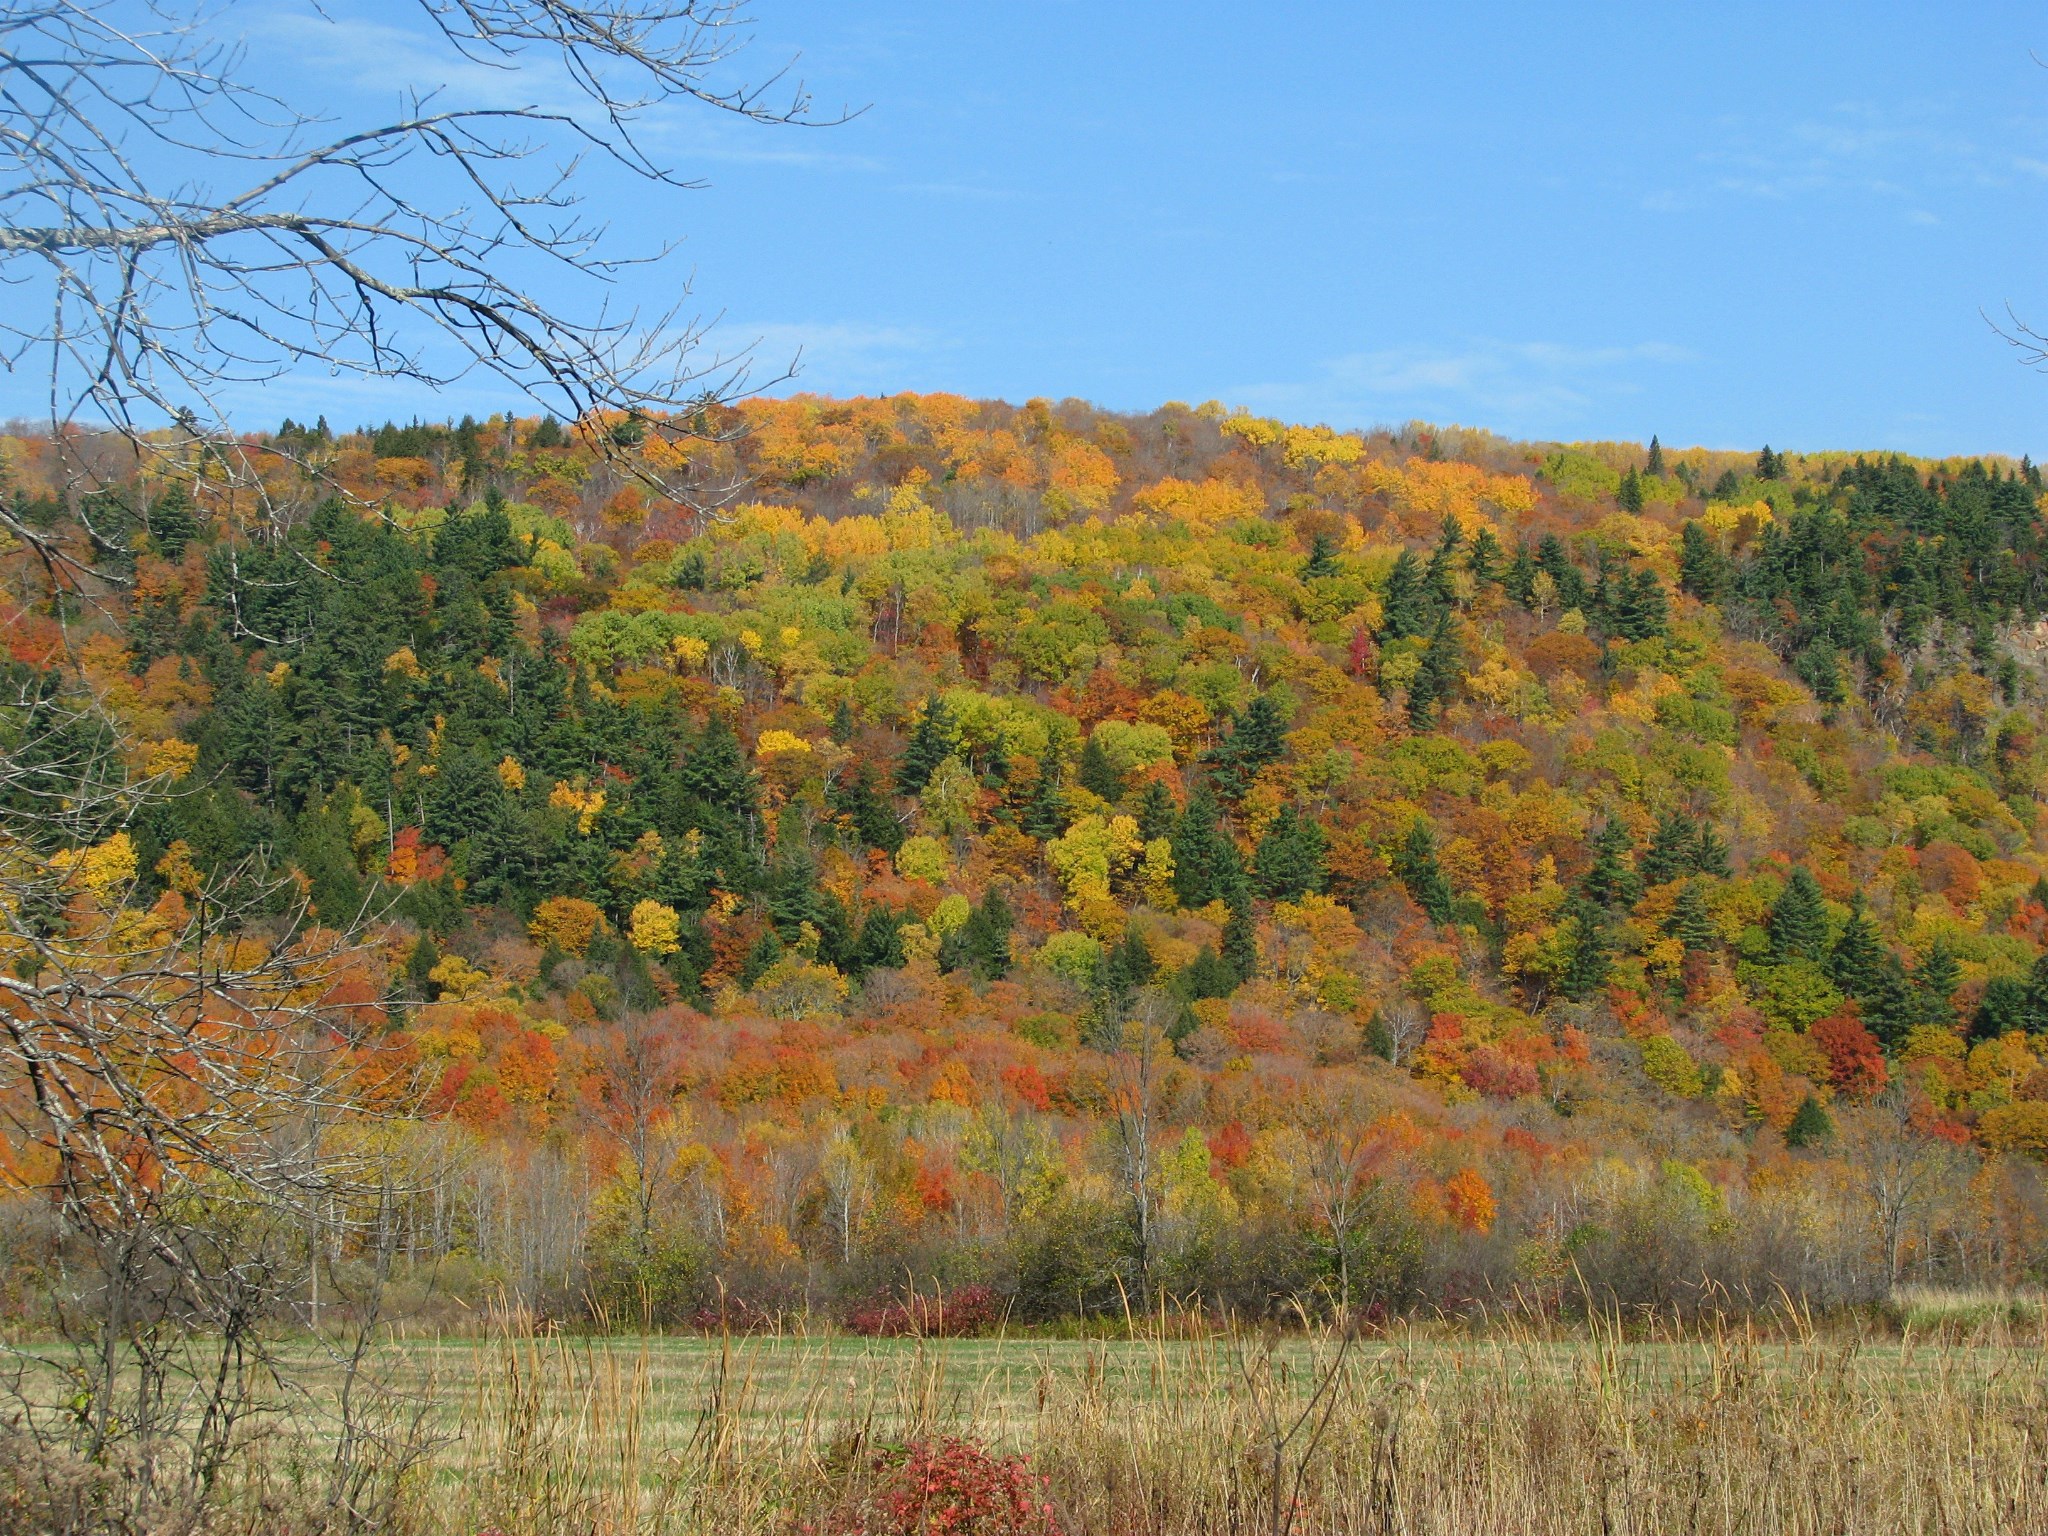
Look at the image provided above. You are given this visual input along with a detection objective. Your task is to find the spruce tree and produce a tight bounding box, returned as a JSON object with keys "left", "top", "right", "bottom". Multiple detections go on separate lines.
{"left": 146, "top": 483, "right": 199, "bottom": 561}
{"left": 1467, "top": 525, "right": 1503, "bottom": 586}
{"left": 1678, "top": 521, "right": 1725, "bottom": 602}
{"left": 1022, "top": 753, "right": 1070, "bottom": 841}
{"left": 1617, "top": 466, "right": 1644, "bottom": 514}
{"left": 1180, "top": 946, "right": 1238, "bottom": 1001}
{"left": 895, "top": 695, "right": 956, "bottom": 797}
{"left": 2024, "top": 951, "right": 2048, "bottom": 1031}
{"left": 1134, "top": 778, "right": 1178, "bottom": 843}
{"left": 1425, "top": 518, "right": 1464, "bottom": 605}
{"left": 1393, "top": 820, "right": 1456, "bottom": 926}
{"left": 1972, "top": 976, "right": 2029, "bottom": 1041}
{"left": 1077, "top": 734, "right": 1125, "bottom": 802}
{"left": 955, "top": 889, "right": 1014, "bottom": 980}
{"left": 1221, "top": 889, "right": 1258, "bottom": 983}
{"left": 1916, "top": 939, "right": 1960, "bottom": 1015}
{"left": 1768, "top": 867, "right": 1830, "bottom": 962}
{"left": 1690, "top": 824, "right": 1733, "bottom": 879}
{"left": 1204, "top": 693, "right": 1287, "bottom": 802}
{"left": 1171, "top": 788, "right": 1243, "bottom": 908}
{"left": 1559, "top": 895, "right": 1612, "bottom": 1001}
{"left": 1379, "top": 549, "right": 1430, "bottom": 640}
{"left": 1826, "top": 900, "right": 1885, "bottom": 997}
{"left": 1646, "top": 435, "right": 1666, "bottom": 477}
{"left": 1784, "top": 1093, "right": 1834, "bottom": 1148}
{"left": 1504, "top": 542, "right": 1538, "bottom": 607}
{"left": 1299, "top": 532, "right": 1340, "bottom": 582}
{"left": 1252, "top": 804, "right": 1328, "bottom": 901}
{"left": 1581, "top": 820, "right": 1642, "bottom": 909}
{"left": 1667, "top": 880, "right": 1719, "bottom": 952}
{"left": 1640, "top": 811, "right": 1696, "bottom": 887}
{"left": 830, "top": 762, "right": 904, "bottom": 854}
{"left": 829, "top": 699, "right": 856, "bottom": 744}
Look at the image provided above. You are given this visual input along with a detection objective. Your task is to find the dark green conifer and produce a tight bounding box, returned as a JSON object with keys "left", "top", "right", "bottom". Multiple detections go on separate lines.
{"left": 1393, "top": 820, "right": 1456, "bottom": 926}
{"left": 1221, "top": 890, "right": 1258, "bottom": 983}
{"left": 1077, "top": 734, "right": 1125, "bottom": 802}
{"left": 1784, "top": 1093, "right": 1834, "bottom": 1148}
{"left": 1252, "top": 804, "right": 1328, "bottom": 901}
{"left": 1768, "top": 867, "right": 1830, "bottom": 962}
{"left": 1299, "top": 532, "right": 1340, "bottom": 582}
{"left": 895, "top": 695, "right": 956, "bottom": 797}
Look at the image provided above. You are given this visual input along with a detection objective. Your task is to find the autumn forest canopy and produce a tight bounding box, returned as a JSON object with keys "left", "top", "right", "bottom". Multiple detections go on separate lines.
{"left": 10, "top": 392, "right": 2048, "bottom": 1331}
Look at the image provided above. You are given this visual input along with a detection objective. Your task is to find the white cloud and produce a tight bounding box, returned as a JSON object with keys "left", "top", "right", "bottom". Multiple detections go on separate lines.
{"left": 740, "top": 320, "right": 946, "bottom": 394}
{"left": 1234, "top": 339, "right": 1692, "bottom": 436}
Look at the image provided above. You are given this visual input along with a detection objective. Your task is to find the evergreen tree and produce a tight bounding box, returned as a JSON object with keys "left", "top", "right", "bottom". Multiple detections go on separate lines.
{"left": 1667, "top": 880, "right": 1719, "bottom": 951}
{"left": 1379, "top": 549, "right": 1430, "bottom": 640}
{"left": 1299, "top": 532, "right": 1340, "bottom": 581}
{"left": 1825, "top": 900, "right": 1886, "bottom": 997}
{"left": 830, "top": 761, "right": 904, "bottom": 854}
{"left": 405, "top": 932, "right": 442, "bottom": 1000}
{"left": 1757, "top": 445, "right": 1785, "bottom": 480}
{"left": 1858, "top": 952, "right": 1919, "bottom": 1050}
{"left": 1425, "top": 517, "right": 1464, "bottom": 605}
{"left": 1022, "top": 752, "right": 1070, "bottom": 840}
{"left": 1972, "top": 976, "right": 2029, "bottom": 1041}
{"left": 829, "top": 699, "right": 856, "bottom": 744}
{"left": 1393, "top": 820, "right": 1456, "bottom": 925}
{"left": 1221, "top": 889, "right": 1259, "bottom": 983}
{"left": 1784, "top": 1093, "right": 1834, "bottom": 1148}
{"left": 1179, "top": 946, "right": 1238, "bottom": 1002}
{"left": 1203, "top": 693, "right": 1287, "bottom": 802}
{"left": 1617, "top": 466, "right": 1644, "bottom": 514}
{"left": 1134, "top": 779, "right": 1178, "bottom": 843}
{"left": 1646, "top": 435, "right": 1666, "bottom": 477}
{"left": 1640, "top": 811, "right": 1697, "bottom": 886}
{"left": 1610, "top": 569, "right": 1668, "bottom": 640}
{"left": 1467, "top": 525, "right": 1503, "bottom": 586}
{"left": 1580, "top": 820, "right": 1641, "bottom": 909}
{"left": 1678, "top": 521, "right": 1726, "bottom": 602}
{"left": 1690, "top": 824, "right": 1733, "bottom": 879}
{"left": 679, "top": 715, "right": 757, "bottom": 817}
{"left": 2024, "top": 951, "right": 2048, "bottom": 1031}
{"left": 147, "top": 484, "right": 199, "bottom": 561}
{"left": 1559, "top": 895, "right": 1612, "bottom": 1001}
{"left": 953, "top": 889, "right": 1014, "bottom": 980}
{"left": 1504, "top": 542, "right": 1538, "bottom": 607}
{"left": 895, "top": 695, "right": 956, "bottom": 797}
{"left": 1171, "top": 788, "right": 1243, "bottom": 908}
{"left": 1251, "top": 804, "right": 1328, "bottom": 901}
{"left": 1768, "top": 867, "right": 1830, "bottom": 962}
{"left": 1406, "top": 612, "right": 1460, "bottom": 731}
{"left": 1077, "top": 733, "right": 1125, "bottom": 801}
{"left": 1916, "top": 939, "right": 1960, "bottom": 1016}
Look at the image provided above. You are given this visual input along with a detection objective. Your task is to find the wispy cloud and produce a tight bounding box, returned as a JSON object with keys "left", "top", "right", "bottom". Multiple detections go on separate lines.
{"left": 1643, "top": 100, "right": 2047, "bottom": 215}
{"left": 741, "top": 320, "right": 947, "bottom": 395}
{"left": 1234, "top": 339, "right": 1691, "bottom": 435}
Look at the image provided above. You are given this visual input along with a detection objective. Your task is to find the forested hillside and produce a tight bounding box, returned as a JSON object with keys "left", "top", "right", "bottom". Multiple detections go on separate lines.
{"left": 8, "top": 395, "right": 2048, "bottom": 1326}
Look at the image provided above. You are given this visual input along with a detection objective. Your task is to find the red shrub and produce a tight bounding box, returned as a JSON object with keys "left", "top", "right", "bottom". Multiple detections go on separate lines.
{"left": 1460, "top": 1046, "right": 1538, "bottom": 1100}
{"left": 845, "top": 1285, "right": 1003, "bottom": 1339}
{"left": 810, "top": 1436, "right": 1063, "bottom": 1536}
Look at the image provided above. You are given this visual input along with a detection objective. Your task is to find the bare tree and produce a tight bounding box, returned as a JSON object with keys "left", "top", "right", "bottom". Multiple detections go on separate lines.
{"left": 0, "top": 684, "right": 419, "bottom": 1529}
{"left": 1106, "top": 989, "right": 1173, "bottom": 1294}
{"left": 1838, "top": 1086, "right": 1970, "bottom": 1290}
{"left": 0, "top": 0, "right": 847, "bottom": 569}
{"left": 581, "top": 1008, "right": 690, "bottom": 1242}
{"left": 1297, "top": 1074, "right": 1405, "bottom": 1319}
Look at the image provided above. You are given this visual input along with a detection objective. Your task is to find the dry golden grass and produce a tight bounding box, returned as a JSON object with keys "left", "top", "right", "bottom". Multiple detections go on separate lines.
{"left": 383, "top": 1311, "right": 2048, "bottom": 1536}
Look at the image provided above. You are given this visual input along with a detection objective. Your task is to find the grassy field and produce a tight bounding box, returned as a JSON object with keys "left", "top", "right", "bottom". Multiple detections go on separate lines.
{"left": 13, "top": 1317, "right": 2048, "bottom": 1533}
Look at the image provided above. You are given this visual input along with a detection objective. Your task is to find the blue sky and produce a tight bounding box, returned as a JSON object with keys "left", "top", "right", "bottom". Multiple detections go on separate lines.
{"left": 44, "top": 1, "right": 2048, "bottom": 455}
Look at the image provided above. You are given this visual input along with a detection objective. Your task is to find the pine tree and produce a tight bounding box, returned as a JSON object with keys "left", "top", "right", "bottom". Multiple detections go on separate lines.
{"left": 1667, "top": 880, "right": 1719, "bottom": 951}
{"left": 1221, "top": 889, "right": 1258, "bottom": 983}
{"left": 829, "top": 699, "right": 856, "bottom": 744}
{"left": 1768, "top": 867, "right": 1830, "bottom": 962}
{"left": 1640, "top": 811, "right": 1696, "bottom": 887}
{"left": 1299, "top": 532, "right": 1340, "bottom": 581}
{"left": 1393, "top": 820, "right": 1456, "bottom": 926}
{"left": 830, "top": 762, "right": 904, "bottom": 854}
{"left": 1467, "top": 525, "right": 1503, "bottom": 585}
{"left": 1504, "top": 542, "right": 1538, "bottom": 607}
{"left": 1559, "top": 895, "right": 1612, "bottom": 1001}
{"left": 1757, "top": 445, "right": 1784, "bottom": 480}
{"left": 1678, "top": 521, "right": 1725, "bottom": 602}
{"left": 1180, "top": 946, "right": 1238, "bottom": 1002}
{"left": 1581, "top": 820, "right": 1641, "bottom": 909}
{"left": 1690, "top": 824, "right": 1733, "bottom": 879}
{"left": 1134, "top": 779, "right": 1178, "bottom": 843}
{"left": 1379, "top": 549, "right": 1430, "bottom": 640}
{"left": 146, "top": 483, "right": 199, "bottom": 561}
{"left": 1972, "top": 976, "right": 2029, "bottom": 1041}
{"left": 1646, "top": 435, "right": 1666, "bottom": 477}
{"left": 1077, "top": 734, "right": 1125, "bottom": 802}
{"left": 1204, "top": 693, "right": 1287, "bottom": 802}
{"left": 1171, "top": 788, "right": 1243, "bottom": 908}
{"left": 2024, "top": 951, "right": 2048, "bottom": 1031}
{"left": 1252, "top": 804, "right": 1328, "bottom": 900}
{"left": 1826, "top": 900, "right": 1886, "bottom": 997}
{"left": 1022, "top": 753, "right": 1070, "bottom": 841}
{"left": 1916, "top": 939, "right": 1960, "bottom": 1015}
{"left": 955, "top": 889, "right": 1013, "bottom": 980}
{"left": 895, "top": 695, "right": 956, "bottom": 797}
{"left": 1407, "top": 612, "right": 1460, "bottom": 731}
{"left": 680, "top": 715, "right": 757, "bottom": 817}
{"left": 1617, "top": 466, "right": 1644, "bottom": 514}
{"left": 1426, "top": 518, "right": 1464, "bottom": 604}
{"left": 1784, "top": 1093, "right": 1834, "bottom": 1148}
{"left": 1858, "top": 952, "right": 1918, "bottom": 1050}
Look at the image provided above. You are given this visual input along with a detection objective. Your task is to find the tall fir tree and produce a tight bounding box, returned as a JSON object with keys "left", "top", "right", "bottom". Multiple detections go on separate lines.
{"left": 1768, "top": 867, "right": 1830, "bottom": 962}
{"left": 1559, "top": 895, "right": 1612, "bottom": 1001}
{"left": 1393, "top": 820, "right": 1456, "bottom": 926}
{"left": 1221, "top": 889, "right": 1259, "bottom": 983}
{"left": 895, "top": 695, "right": 956, "bottom": 797}
{"left": 1251, "top": 804, "right": 1328, "bottom": 900}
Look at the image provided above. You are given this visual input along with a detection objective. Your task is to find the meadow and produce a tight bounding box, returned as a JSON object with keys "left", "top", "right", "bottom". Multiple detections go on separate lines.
{"left": 21, "top": 1309, "right": 2030, "bottom": 1536}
